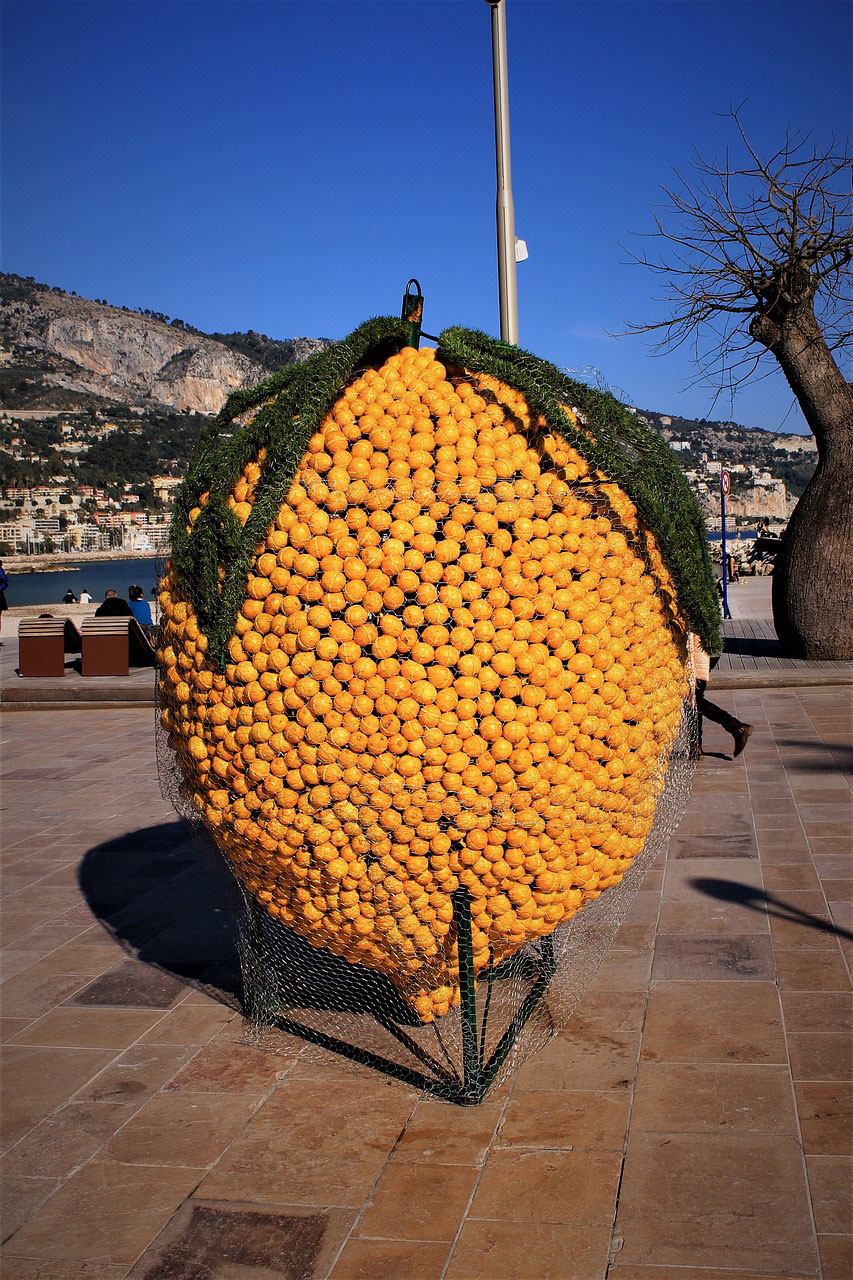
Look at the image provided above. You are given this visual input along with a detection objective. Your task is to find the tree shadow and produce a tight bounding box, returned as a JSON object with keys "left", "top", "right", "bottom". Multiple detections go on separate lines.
{"left": 723, "top": 636, "right": 784, "bottom": 658}
{"left": 770, "top": 740, "right": 852, "bottom": 775}
{"left": 773, "top": 738, "right": 852, "bottom": 761}
{"left": 690, "top": 876, "right": 853, "bottom": 941}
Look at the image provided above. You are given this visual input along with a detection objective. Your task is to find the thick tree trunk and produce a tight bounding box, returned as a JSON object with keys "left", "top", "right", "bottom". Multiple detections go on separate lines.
{"left": 750, "top": 301, "right": 853, "bottom": 659}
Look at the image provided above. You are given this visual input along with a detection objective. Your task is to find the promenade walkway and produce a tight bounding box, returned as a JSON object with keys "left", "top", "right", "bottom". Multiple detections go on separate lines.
{"left": 3, "top": 578, "right": 850, "bottom": 708}
{"left": 1, "top": 586, "right": 850, "bottom": 1277}
{"left": 715, "top": 580, "right": 852, "bottom": 690}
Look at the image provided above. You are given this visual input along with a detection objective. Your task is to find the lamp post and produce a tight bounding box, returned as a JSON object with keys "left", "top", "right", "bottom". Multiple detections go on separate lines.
{"left": 720, "top": 469, "right": 732, "bottom": 620}
{"left": 485, "top": 0, "right": 518, "bottom": 344}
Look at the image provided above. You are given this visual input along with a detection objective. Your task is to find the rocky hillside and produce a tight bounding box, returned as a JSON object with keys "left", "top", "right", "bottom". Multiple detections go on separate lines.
{"left": 0, "top": 274, "right": 328, "bottom": 415}
{"left": 0, "top": 274, "right": 816, "bottom": 519}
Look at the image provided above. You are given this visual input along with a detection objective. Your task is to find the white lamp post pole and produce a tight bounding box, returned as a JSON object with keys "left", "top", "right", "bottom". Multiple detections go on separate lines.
{"left": 486, "top": 0, "right": 518, "bottom": 345}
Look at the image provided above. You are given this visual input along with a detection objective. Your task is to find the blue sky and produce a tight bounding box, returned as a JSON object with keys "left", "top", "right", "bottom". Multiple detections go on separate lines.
{"left": 2, "top": 1, "right": 849, "bottom": 432}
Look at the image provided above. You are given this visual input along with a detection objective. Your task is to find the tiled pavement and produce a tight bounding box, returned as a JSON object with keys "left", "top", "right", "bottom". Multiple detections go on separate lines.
{"left": 1, "top": 689, "right": 850, "bottom": 1279}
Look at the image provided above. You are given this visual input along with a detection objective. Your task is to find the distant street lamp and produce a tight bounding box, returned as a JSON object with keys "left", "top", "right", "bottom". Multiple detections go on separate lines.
{"left": 485, "top": 0, "right": 518, "bottom": 344}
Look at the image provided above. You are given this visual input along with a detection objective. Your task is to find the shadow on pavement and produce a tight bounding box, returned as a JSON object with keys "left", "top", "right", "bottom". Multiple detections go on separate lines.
{"left": 78, "top": 820, "right": 242, "bottom": 1004}
{"left": 691, "top": 876, "right": 853, "bottom": 941}
{"left": 77, "top": 820, "right": 419, "bottom": 1024}
{"left": 723, "top": 636, "right": 784, "bottom": 658}
{"left": 772, "top": 740, "right": 853, "bottom": 768}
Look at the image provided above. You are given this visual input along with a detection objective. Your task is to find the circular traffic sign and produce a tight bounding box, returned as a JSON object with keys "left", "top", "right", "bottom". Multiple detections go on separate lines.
{"left": 721, "top": 469, "right": 731, "bottom": 496}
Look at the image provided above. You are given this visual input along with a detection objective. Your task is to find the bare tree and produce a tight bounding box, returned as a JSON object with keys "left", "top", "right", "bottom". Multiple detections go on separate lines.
{"left": 628, "top": 110, "right": 852, "bottom": 659}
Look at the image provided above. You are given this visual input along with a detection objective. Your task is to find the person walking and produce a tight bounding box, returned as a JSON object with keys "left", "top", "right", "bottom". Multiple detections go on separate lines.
{"left": 690, "top": 633, "right": 752, "bottom": 758}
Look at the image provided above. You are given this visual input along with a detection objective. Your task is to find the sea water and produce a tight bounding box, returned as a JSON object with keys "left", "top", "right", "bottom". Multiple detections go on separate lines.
{"left": 4, "top": 558, "right": 162, "bottom": 608}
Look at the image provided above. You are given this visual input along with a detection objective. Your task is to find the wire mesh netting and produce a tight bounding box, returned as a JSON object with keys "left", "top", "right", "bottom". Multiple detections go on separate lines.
{"left": 156, "top": 328, "right": 709, "bottom": 1103}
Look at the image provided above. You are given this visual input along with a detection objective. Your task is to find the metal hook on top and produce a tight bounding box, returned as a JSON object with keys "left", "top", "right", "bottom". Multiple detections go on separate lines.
{"left": 401, "top": 279, "right": 424, "bottom": 348}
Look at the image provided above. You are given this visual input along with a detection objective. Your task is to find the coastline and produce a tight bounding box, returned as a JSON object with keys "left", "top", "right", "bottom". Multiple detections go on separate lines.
{"left": 5, "top": 549, "right": 166, "bottom": 573}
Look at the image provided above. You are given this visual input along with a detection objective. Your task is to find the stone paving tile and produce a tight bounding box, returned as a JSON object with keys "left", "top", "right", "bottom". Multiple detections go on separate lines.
{"left": 72, "top": 1042, "right": 196, "bottom": 1107}
{"left": 129, "top": 1200, "right": 354, "bottom": 1280}
{"left": 164, "top": 1037, "right": 298, "bottom": 1096}
{"left": 794, "top": 1081, "right": 853, "bottom": 1156}
{"left": 781, "top": 989, "right": 853, "bottom": 1034}
{"left": 657, "top": 898, "right": 770, "bottom": 936}
{"left": 788, "top": 1032, "right": 852, "bottom": 1082}
{"left": 469, "top": 1148, "right": 622, "bottom": 1224}
{"left": 0, "top": 1100, "right": 139, "bottom": 1181}
{"left": 614, "top": 1132, "right": 819, "bottom": 1273}
{"left": 651, "top": 934, "right": 776, "bottom": 981}
{"left": 12, "top": 943, "right": 126, "bottom": 981}
{"left": 514, "top": 1024, "right": 643, "bottom": 1094}
{"left": 138, "top": 1001, "right": 237, "bottom": 1046}
{"left": 774, "top": 946, "right": 850, "bottom": 993}
{"left": 641, "top": 980, "right": 788, "bottom": 1064}
{"left": 68, "top": 959, "right": 187, "bottom": 1009}
{"left": 762, "top": 863, "right": 825, "bottom": 892}
{"left": 806, "top": 1155, "right": 853, "bottom": 1234}
{"left": 608, "top": 1270, "right": 815, "bottom": 1279}
{"left": 196, "top": 1075, "right": 417, "bottom": 1209}
{"left": 3, "top": 1161, "right": 201, "bottom": 1263}
{"left": 0, "top": 1019, "right": 34, "bottom": 1044}
{"left": 0, "top": 1175, "right": 62, "bottom": 1246}
{"left": 592, "top": 947, "right": 653, "bottom": 990}
{"left": 391, "top": 1096, "right": 506, "bottom": 1165}
{"left": 630, "top": 1062, "right": 799, "bottom": 1135}
{"left": 102, "top": 1090, "right": 259, "bottom": 1167}
{"left": 355, "top": 1161, "right": 479, "bottom": 1241}
{"left": 8, "top": 1007, "right": 164, "bottom": 1049}
{"left": 661, "top": 855, "right": 765, "bottom": 899}
{"left": 0, "top": 1046, "right": 116, "bottom": 1150}
{"left": 330, "top": 1237, "right": 452, "bottom": 1279}
{"left": 817, "top": 1233, "right": 853, "bottom": 1280}
{"left": 0, "top": 972, "right": 91, "bottom": 1020}
{"left": 444, "top": 1220, "right": 612, "bottom": 1279}
{"left": 767, "top": 894, "right": 844, "bottom": 949}
{"left": 496, "top": 1088, "right": 630, "bottom": 1151}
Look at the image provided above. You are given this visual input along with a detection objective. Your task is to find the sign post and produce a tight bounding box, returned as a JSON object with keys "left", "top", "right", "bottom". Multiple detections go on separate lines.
{"left": 720, "top": 468, "right": 732, "bottom": 620}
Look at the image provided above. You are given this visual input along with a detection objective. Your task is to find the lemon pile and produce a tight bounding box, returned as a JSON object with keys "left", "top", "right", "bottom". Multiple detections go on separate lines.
{"left": 158, "top": 345, "right": 688, "bottom": 1022}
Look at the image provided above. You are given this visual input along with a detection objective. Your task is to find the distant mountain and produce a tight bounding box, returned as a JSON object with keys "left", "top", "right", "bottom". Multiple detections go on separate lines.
{"left": 636, "top": 405, "right": 813, "bottom": 461}
{"left": 633, "top": 407, "right": 816, "bottom": 501}
{"left": 0, "top": 273, "right": 329, "bottom": 415}
{"left": 0, "top": 273, "right": 817, "bottom": 509}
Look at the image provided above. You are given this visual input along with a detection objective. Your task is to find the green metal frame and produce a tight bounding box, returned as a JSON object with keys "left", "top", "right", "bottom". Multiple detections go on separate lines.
{"left": 240, "top": 886, "right": 556, "bottom": 1105}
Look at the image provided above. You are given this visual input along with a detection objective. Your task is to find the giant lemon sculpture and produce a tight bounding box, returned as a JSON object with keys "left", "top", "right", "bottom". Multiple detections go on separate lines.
{"left": 158, "top": 319, "right": 719, "bottom": 1028}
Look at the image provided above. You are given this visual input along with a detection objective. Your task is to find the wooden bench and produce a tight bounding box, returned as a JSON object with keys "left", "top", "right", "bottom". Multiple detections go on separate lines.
{"left": 80, "top": 617, "right": 156, "bottom": 677}
{"left": 18, "top": 617, "right": 83, "bottom": 677}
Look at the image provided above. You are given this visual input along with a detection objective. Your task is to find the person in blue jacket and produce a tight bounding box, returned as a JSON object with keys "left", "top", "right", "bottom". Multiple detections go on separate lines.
{"left": 127, "top": 584, "right": 153, "bottom": 628}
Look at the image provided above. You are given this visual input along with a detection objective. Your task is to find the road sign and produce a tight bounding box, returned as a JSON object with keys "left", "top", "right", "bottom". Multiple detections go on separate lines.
{"left": 721, "top": 469, "right": 731, "bottom": 496}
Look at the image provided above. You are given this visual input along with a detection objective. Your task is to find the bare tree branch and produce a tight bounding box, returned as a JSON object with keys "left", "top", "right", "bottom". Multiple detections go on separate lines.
{"left": 621, "top": 108, "right": 852, "bottom": 396}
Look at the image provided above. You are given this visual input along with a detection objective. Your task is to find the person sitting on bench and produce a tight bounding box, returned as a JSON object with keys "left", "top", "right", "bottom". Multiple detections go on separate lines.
{"left": 128, "top": 584, "right": 153, "bottom": 628}
{"left": 95, "top": 589, "right": 133, "bottom": 618}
